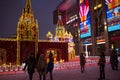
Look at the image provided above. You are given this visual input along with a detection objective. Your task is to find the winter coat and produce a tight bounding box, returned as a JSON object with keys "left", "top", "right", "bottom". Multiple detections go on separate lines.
{"left": 23, "top": 55, "right": 36, "bottom": 74}
{"left": 80, "top": 55, "right": 86, "bottom": 66}
{"left": 37, "top": 54, "right": 47, "bottom": 75}
{"left": 98, "top": 56, "right": 106, "bottom": 66}
{"left": 47, "top": 60, "right": 54, "bottom": 72}
{"left": 110, "top": 50, "right": 118, "bottom": 65}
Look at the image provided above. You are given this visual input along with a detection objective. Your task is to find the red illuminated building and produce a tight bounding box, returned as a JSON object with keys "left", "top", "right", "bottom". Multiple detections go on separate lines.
{"left": 0, "top": 0, "right": 75, "bottom": 66}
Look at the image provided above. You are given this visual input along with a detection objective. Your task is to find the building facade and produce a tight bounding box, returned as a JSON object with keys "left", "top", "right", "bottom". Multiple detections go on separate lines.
{"left": 54, "top": 0, "right": 120, "bottom": 56}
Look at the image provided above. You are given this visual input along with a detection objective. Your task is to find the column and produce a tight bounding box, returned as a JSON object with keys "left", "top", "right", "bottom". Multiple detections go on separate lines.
{"left": 85, "top": 45, "right": 88, "bottom": 58}
{"left": 35, "top": 40, "right": 38, "bottom": 57}
{"left": 89, "top": 0, "right": 97, "bottom": 55}
{"left": 102, "top": 0, "right": 109, "bottom": 55}
{"left": 17, "top": 40, "right": 20, "bottom": 65}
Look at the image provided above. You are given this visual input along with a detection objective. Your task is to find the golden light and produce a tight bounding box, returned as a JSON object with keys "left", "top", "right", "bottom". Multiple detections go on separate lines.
{"left": 80, "top": 0, "right": 84, "bottom": 4}
{"left": 94, "top": 4, "right": 102, "bottom": 10}
{"left": 111, "top": 44, "right": 114, "bottom": 49}
{"left": 104, "top": 25, "right": 107, "bottom": 31}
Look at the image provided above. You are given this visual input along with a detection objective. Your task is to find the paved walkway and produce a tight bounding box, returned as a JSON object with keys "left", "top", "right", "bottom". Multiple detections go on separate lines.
{"left": 0, "top": 62, "right": 120, "bottom": 80}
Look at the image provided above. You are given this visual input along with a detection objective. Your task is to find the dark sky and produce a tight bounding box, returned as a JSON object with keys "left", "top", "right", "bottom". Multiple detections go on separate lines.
{"left": 0, "top": 0, "right": 63, "bottom": 40}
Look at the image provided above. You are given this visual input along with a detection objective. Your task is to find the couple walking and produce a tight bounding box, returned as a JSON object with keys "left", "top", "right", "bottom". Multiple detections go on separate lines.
{"left": 23, "top": 51, "right": 54, "bottom": 80}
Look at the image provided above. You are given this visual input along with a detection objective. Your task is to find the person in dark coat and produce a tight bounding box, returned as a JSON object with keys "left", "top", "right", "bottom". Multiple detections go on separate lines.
{"left": 114, "top": 50, "right": 119, "bottom": 70}
{"left": 36, "top": 53, "right": 40, "bottom": 68}
{"left": 23, "top": 53, "right": 36, "bottom": 80}
{"left": 37, "top": 54, "right": 47, "bottom": 80}
{"left": 110, "top": 49, "right": 116, "bottom": 70}
{"left": 80, "top": 53, "right": 86, "bottom": 73}
{"left": 98, "top": 52, "right": 106, "bottom": 80}
{"left": 110, "top": 49, "right": 119, "bottom": 70}
{"left": 46, "top": 51, "right": 54, "bottom": 80}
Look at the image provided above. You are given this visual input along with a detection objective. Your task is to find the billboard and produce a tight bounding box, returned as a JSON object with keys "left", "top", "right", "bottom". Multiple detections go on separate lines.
{"left": 79, "top": 0, "right": 91, "bottom": 38}
{"left": 105, "top": 0, "right": 120, "bottom": 32}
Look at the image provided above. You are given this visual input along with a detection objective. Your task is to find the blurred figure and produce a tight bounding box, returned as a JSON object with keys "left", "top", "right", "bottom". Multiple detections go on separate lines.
{"left": 110, "top": 49, "right": 119, "bottom": 70}
{"left": 37, "top": 54, "right": 47, "bottom": 80}
{"left": 36, "top": 53, "right": 40, "bottom": 68}
{"left": 46, "top": 51, "right": 54, "bottom": 80}
{"left": 98, "top": 52, "right": 106, "bottom": 80}
{"left": 80, "top": 53, "right": 86, "bottom": 73}
{"left": 23, "top": 53, "right": 36, "bottom": 80}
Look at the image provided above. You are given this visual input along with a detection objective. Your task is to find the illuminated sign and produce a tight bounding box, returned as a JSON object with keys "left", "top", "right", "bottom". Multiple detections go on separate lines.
{"left": 105, "top": 0, "right": 120, "bottom": 32}
{"left": 79, "top": 0, "right": 91, "bottom": 38}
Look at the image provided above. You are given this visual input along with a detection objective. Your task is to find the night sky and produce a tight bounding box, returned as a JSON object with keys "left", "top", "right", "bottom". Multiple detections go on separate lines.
{"left": 0, "top": 0, "right": 63, "bottom": 40}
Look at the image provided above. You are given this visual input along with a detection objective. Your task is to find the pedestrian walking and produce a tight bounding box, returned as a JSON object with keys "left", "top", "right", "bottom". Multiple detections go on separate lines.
{"left": 36, "top": 53, "right": 40, "bottom": 68}
{"left": 46, "top": 51, "right": 54, "bottom": 80}
{"left": 23, "top": 53, "right": 36, "bottom": 80}
{"left": 114, "top": 50, "right": 119, "bottom": 70}
{"left": 80, "top": 53, "right": 86, "bottom": 73}
{"left": 98, "top": 52, "right": 106, "bottom": 80}
{"left": 37, "top": 54, "right": 47, "bottom": 80}
{"left": 110, "top": 49, "right": 119, "bottom": 71}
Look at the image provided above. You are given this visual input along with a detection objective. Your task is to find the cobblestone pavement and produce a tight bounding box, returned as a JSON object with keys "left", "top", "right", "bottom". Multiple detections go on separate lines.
{"left": 0, "top": 62, "right": 120, "bottom": 80}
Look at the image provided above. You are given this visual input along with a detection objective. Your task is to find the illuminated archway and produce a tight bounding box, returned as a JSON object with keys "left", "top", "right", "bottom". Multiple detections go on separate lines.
{"left": 45, "top": 48, "right": 63, "bottom": 63}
